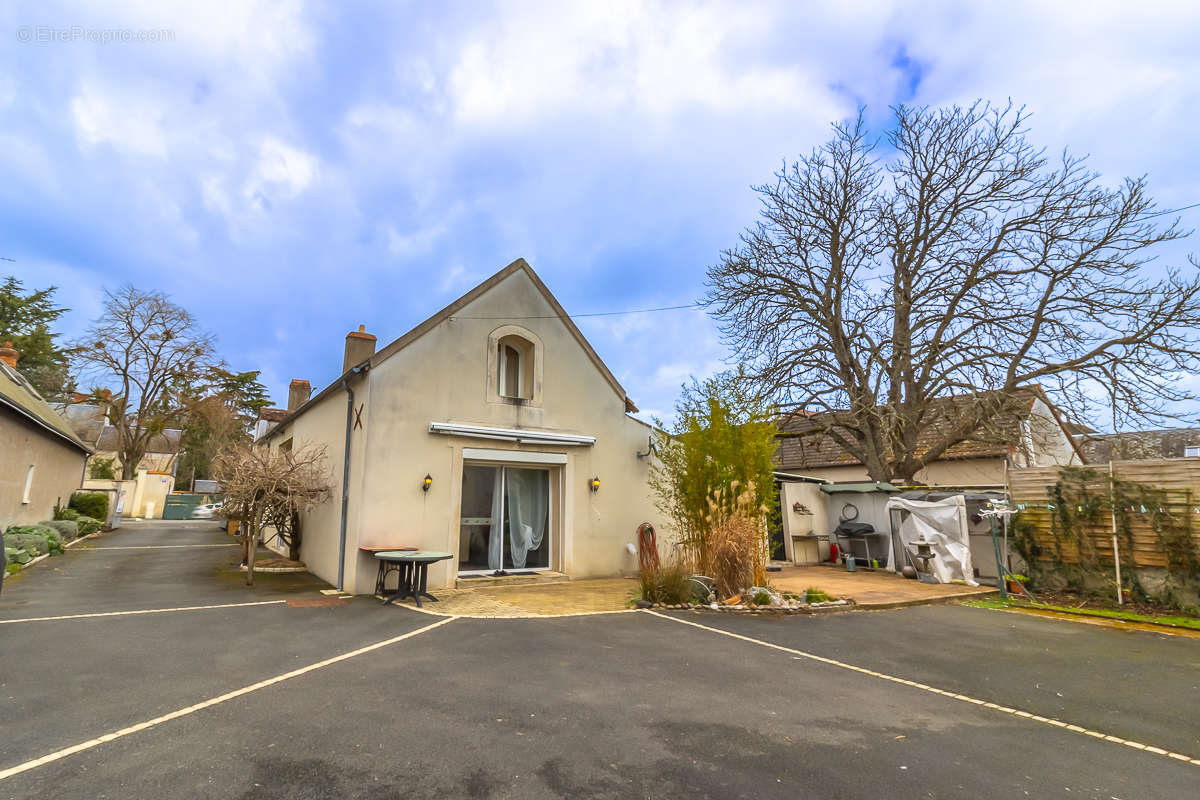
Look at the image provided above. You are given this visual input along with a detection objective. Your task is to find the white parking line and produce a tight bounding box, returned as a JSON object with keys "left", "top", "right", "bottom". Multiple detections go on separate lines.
{"left": 645, "top": 610, "right": 1200, "bottom": 768}
{"left": 0, "top": 616, "right": 456, "bottom": 782}
{"left": 0, "top": 600, "right": 288, "bottom": 625}
{"left": 83, "top": 544, "right": 239, "bottom": 550}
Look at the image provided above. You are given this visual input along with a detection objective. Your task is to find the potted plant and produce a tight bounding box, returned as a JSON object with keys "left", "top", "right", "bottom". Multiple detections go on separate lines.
{"left": 1007, "top": 574, "right": 1030, "bottom": 595}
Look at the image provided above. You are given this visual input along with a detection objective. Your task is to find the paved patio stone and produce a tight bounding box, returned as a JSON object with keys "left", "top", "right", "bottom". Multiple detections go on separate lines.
{"left": 382, "top": 566, "right": 996, "bottom": 617}
{"left": 389, "top": 577, "right": 640, "bottom": 617}
{"left": 771, "top": 564, "right": 997, "bottom": 607}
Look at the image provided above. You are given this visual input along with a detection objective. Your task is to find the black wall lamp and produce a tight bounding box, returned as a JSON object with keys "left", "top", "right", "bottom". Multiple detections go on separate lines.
{"left": 590, "top": 476, "right": 600, "bottom": 493}
{"left": 423, "top": 474, "right": 433, "bottom": 492}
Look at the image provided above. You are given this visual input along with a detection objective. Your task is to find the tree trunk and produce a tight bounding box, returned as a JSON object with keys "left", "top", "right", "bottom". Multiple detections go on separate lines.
{"left": 240, "top": 515, "right": 251, "bottom": 566}
{"left": 288, "top": 512, "right": 302, "bottom": 562}
{"left": 245, "top": 515, "right": 257, "bottom": 587}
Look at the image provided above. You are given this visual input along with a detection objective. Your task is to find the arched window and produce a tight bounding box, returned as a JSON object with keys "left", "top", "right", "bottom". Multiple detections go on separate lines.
{"left": 488, "top": 326, "right": 542, "bottom": 406}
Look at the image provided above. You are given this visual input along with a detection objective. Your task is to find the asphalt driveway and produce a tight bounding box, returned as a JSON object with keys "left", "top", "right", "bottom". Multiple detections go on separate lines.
{"left": 1, "top": 521, "right": 1197, "bottom": 799}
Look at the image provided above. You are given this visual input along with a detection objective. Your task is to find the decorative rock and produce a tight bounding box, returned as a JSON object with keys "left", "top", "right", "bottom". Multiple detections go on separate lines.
{"left": 635, "top": 599, "right": 652, "bottom": 609}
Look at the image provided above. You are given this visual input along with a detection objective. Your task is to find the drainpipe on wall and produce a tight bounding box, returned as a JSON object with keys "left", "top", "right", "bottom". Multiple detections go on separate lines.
{"left": 337, "top": 364, "right": 367, "bottom": 591}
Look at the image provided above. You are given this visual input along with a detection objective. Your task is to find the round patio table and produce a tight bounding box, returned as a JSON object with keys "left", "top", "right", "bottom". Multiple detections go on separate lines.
{"left": 373, "top": 551, "right": 453, "bottom": 608}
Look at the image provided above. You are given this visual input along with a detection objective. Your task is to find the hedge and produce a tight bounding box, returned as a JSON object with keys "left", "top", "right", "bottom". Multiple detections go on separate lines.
{"left": 39, "top": 519, "right": 79, "bottom": 541}
{"left": 69, "top": 492, "right": 109, "bottom": 521}
{"left": 54, "top": 506, "right": 80, "bottom": 521}
{"left": 76, "top": 516, "right": 102, "bottom": 536}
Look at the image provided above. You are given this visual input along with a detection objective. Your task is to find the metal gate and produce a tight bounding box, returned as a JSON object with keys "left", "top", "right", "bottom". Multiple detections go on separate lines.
{"left": 163, "top": 492, "right": 221, "bottom": 520}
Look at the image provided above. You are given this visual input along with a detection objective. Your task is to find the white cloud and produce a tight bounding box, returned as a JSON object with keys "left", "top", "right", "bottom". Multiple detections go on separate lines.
{"left": 70, "top": 85, "right": 167, "bottom": 158}
{"left": 447, "top": 1, "right": 844, "bottom": 125}
{"left": 243, "top": 137, "right": 318, "bottom": 208}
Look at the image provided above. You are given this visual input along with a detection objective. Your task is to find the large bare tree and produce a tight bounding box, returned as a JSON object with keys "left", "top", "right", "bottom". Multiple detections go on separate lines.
{"left": 73, "top": 286, "right": 216, "bottom": 479}
{"left": 706, "top": 102, "right": 1200, "bottom": 482}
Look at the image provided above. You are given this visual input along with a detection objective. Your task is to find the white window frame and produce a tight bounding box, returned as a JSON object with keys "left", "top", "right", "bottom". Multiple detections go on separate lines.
{"left": 457, "top": 462, "right": 555, "bottom": 577}
{"left": 1185, "top": 446, "right": 1200, "bottom": 458}
{"left": 499, "top": 342, "right": 523, "bottom": 399}
{"left": 21, "top": 464, "right": 35, "bottom": 504}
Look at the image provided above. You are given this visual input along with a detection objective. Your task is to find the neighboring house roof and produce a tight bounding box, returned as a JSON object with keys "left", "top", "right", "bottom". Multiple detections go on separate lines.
{"left": 0, "top": 361, "right": 91, "bottom": 454}
{"left": 1077, "top": 427, "right": 1200, "bottom": 462}
{"left": 94, "top": 425, "right": 182, "bottom": 455}
{"left": 776, "top": 386, "right": 1084, "bottom": 470}
{"left": 53, "top": 402, "right": 182, "bottom": 456}
{"left": 264, "top": 258, "right": 638, "bottom": 440}
{"left": 257, "top": 407, "right": 289, "bottom": 423}
{"left": 56, "top": 402, "right": 108, "bottom": 444}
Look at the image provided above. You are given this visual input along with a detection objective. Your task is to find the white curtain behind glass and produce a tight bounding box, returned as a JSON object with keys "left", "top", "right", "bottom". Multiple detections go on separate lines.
{"left": 506, "top": 468, "right": 548, "bottom": 568}
{"left": 487, "top": 468, "right": 504, "bottom": 570}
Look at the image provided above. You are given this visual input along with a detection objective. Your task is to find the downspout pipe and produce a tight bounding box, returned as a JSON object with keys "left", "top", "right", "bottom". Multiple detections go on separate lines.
{"left": 337, "top": 364, "right": 366, "bottom": 591}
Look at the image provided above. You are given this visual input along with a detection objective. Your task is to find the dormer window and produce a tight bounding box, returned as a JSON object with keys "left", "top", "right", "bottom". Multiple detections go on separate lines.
{"left": 488, "top": 326, "right": 542, "bottom": 407}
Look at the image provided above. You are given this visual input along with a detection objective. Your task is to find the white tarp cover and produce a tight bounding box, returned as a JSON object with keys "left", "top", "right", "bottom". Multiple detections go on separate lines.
{"left": 887, "top": 496, "right": 978, "bottom": 586}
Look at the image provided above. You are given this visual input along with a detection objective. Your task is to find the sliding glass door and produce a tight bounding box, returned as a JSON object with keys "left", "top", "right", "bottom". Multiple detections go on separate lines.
{"left": 459, "top": 465, "right": 550, "bottom": 574}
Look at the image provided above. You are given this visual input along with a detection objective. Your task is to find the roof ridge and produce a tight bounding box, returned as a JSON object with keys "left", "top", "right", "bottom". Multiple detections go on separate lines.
{"left": 263, "top": 258, "right": 634, "bottom": 439}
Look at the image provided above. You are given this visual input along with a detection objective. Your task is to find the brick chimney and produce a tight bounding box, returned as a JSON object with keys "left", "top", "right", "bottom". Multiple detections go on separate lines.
{"left": 288, "top": 379, "right": 311, "bottom": 411}
{"left": 0, "top": 342, "right": 17, "bottom": 369}
{"left": 343, "top": 325, "right": 377, "bottom": 373}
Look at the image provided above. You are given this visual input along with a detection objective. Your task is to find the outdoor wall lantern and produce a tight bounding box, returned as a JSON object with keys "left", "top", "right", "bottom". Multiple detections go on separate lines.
{"left": 590, "top": 476, "right": 600, "bottom": 493}
{"left": 423, "top": 474, "right": 433, "bottom": 492}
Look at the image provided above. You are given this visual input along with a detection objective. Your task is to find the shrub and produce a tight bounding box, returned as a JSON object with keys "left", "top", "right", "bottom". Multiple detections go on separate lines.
{"left": 88, "top": 457, "right": 116, "bottom": 480}
{"left": 54, "top": 506, "right": 80, "bottom": 521}
{"left": 69, "top": 492, "right": 109, "bottom": 521}
{"left": 804, "top": 587, "right": 834, "bottom": 603}
{"left": 4, "top": 527, "right": 57, "bottom": 557}
{"left": 650, "top": 370, "right": 779, "bottom": 576}
{"left": 639, "top": 559, "right": 694, "bottom": 604}
{"left": 76, "top": 516, "right": 102, "bottom": 536}
{"left": 39, "top": 519, "right": 79, "bottom": 541}
{"left": 6, "top": 545, "right": 31, "bottom": 565}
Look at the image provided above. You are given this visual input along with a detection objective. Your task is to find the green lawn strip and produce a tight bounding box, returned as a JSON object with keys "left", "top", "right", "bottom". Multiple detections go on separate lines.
{"left": 962, "top": 598, "right": 1200, "bottom": 631}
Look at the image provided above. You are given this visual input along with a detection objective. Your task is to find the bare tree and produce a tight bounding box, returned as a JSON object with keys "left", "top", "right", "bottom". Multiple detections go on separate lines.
{"left": 706, "top": 102, "right": 1200, "bottom": 482}
{"left": 212, "top": 443, "right": 332, "bottom": 585}
{"left": 72, "top": 286, "right": 216, "bottom": 479}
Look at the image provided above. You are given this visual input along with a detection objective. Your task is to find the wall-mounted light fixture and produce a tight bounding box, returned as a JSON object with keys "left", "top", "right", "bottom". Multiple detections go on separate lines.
{"left": 423, "top": 474, "right": 433, "bottom": 492}
{"left": 636, "top": 435, "right": 657, "bottom": 460}
{"left": 590, "top": 476, "right": 600, "bottom": 493}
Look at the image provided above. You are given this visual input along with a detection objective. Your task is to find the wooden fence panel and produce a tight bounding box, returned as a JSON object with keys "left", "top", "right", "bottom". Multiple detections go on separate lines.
{"left": 1008, "top": 459, "right": 1200, "bottom": 569}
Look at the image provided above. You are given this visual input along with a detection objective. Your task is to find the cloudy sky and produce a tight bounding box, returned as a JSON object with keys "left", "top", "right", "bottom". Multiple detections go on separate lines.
{"left": 2, "top": 0, "right": 1198, "bottom": 423}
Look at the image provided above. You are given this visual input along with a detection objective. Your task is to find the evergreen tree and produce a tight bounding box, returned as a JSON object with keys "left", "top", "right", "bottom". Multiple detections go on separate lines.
{"left": 0, "top": 277, "right": 74, "bottom": 400}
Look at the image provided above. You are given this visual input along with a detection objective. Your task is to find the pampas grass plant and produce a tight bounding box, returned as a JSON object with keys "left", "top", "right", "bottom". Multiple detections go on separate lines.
{"left": 703, "top": 481, "right": 769, "bottom": 598}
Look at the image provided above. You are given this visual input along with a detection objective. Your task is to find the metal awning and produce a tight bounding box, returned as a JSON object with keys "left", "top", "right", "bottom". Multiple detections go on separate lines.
{"left": 819, "top": 481, "right": 900, "bottom": 494}
{"left": 772, "top": 471, "right": 827, "bottom": 483}
{"left": 428, "top": 421, "right": 595, "bottom": 446}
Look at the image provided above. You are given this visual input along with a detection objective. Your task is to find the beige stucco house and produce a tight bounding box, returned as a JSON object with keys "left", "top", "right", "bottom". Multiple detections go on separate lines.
{"left": 258, "top": 259, "right": 662, "bottom": 594}
{"left": 0, "top": 345, "right": 90, "bottom": 526}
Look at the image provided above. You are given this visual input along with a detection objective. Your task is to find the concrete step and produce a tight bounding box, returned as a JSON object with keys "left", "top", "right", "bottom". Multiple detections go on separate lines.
{"left": 455, "top": 571, "right": 568, "bottom": 589}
